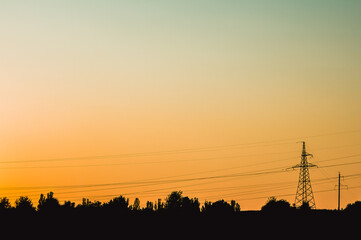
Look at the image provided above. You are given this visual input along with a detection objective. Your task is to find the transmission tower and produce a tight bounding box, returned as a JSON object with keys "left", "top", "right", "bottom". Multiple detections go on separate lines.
{"left": 291, "top": 141, "right": 317, "bottom": 208}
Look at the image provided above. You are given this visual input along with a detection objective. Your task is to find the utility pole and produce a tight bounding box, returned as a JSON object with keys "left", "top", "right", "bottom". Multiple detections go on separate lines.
{"left": 337, "top": 172, "right": 341, "bottom": 211}
{"left": 335, "top": 172, "right": 347, "bottom": 210}
{"left": 291, "top": 141, "right": 317, "bottom": 209}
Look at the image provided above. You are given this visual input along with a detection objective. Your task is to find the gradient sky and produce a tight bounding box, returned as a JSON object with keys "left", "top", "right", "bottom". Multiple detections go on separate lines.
{"left": 1, "top": 0, "right": 361, "bottom": 210}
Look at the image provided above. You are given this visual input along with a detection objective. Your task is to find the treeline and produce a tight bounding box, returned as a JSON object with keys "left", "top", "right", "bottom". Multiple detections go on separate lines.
{"left": 1, "top": 190, "right": 361, "bottom": 214}
{"left": 0, "top": 191, "right": 360, "bottom": 238}
{"left": 0, "top": 191, "right": 242, "bottom": 214}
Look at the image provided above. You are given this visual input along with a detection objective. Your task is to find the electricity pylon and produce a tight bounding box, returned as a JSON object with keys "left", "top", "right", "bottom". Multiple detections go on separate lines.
{"left": 291, "top": 141, "right": 317, "bottom": 209}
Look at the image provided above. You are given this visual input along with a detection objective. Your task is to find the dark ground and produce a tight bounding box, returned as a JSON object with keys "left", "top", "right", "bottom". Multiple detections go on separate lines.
{"left": 0, "top": 209, "right": 358, "bottom": 239}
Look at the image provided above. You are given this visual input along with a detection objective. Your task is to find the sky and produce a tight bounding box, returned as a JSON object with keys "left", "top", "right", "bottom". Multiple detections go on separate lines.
{"left": 1, "top": 0, "right": 361, "bottom": 210}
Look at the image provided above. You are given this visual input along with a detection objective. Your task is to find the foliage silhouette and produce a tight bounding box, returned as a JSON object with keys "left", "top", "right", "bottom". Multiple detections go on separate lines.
{"left": 0, "top": 197, "right": 11, "bottom": 210}
{"left": 181, "top": 196, "right": 200, "bottom": 214}
{"left": 0, "top": 191, "right": 359, "bottom": 223}
{"left": 202, "top": 199, "right": 237, "bottom": 215}
{"left": 0, "top": 191, "right": 359, "bottom": 238}
{"left": 38, "top": 192, "right": 60, "bottom": 212}
{"left": 104, "top": 195, "right": 129, "bottom": 214}
{"left": 261, "top": 196, "right": 291, "bottom": 213}
{"left": 155, "top": 198, "right": 164, "bottom": 211}
{"left": 132, "top": 197, "right": 140, "bottom": 211}
{"left": 145, "top": 201, "right": 154, "bottom": 212}
{"left": 77, "top": 198, "right": 102, "bottom": 209}
{"left": 63, "top": 200, "right": 75, "bottom": 210}
{"left": 231, "top": 200, "right": 241, "bottom": 212}
{"left": 165, "top": 191, "right": 183, "bottom": 210}
{"left": 164, "top": 191, "right": 200, "bottom": 215}
{"left": 298, "top": 201, "right": 312, "bottom": 211}
{"left": 345, "top": 200, "right": 361, "bottom": 213}
{"left": 15, "top": 196, "right": 35, "bottom": 212}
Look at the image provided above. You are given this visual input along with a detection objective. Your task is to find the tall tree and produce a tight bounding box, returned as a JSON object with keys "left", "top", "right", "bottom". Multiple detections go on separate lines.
{"left": 132, "top": 198, "right": 140, "bottom": 211}
{"left": 38, "top": 192, "right": 60, "bottom": 212}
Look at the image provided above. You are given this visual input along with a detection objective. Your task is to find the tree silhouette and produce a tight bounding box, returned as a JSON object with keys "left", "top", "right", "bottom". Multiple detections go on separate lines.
{"left": 63, "top": 201, "right": 75, "bottom": 209}
{"left": 0, "top": 197, "right": 11, "bottom": 210}
{"left": 165, "top": 191, "right": 183, "bottom": 210}
{"left": 154, "top": 198, "right": 164, "bottom": 211}
{"left": 202, "top": 199, "right": 235, "bottom": 215}
{"left": 0, "top": 189, "right": 357, "bottom": 239}
{"left": 181, "top": 196, "right": 200, "bottom": 214}
{"left": 132, "top": 198, "right": 140, "bottom": 211}
{"left": 164, "top": 191, "right": 200, "bottom": 214}
{"left": 3, "top": 189, "right": 361, "bottom": 227}
{"left": 15, "top": 196, "right": 35, "bottom": 212}
{"left": 77, "top": 198, "right": 102, "bottom": 209}
{"left": 38, "top": 192, "right": 60, "bottom": 212}
{"left": 145, "top": 201, "right": 154, "bottom": 212}
{"left": 105, "top": 195, "right": 129, "bottom": 213}
{"left": 231, "top": 200, "right": 241, "bottom": 212}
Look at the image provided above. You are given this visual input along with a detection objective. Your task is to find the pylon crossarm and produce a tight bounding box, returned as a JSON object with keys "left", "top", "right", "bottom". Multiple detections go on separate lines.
{"left": 307, "top": 163, "right": 317, "bottom": 168}
{"left": 290, "top": 164, "right": 301, "bottom": 169}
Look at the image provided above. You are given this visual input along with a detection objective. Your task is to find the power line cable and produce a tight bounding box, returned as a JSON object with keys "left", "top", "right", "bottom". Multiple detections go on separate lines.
{"left": 0, "top": 153, "right": 297, "bottom": 170}
{"left": 2, "top": 128, "right": 360, "bottom": 165}
{"left": 2, "top": 152, "right": 360, "bottom": 192}
{"left": 0, "top": 141, "right": 296, "bottom": 164}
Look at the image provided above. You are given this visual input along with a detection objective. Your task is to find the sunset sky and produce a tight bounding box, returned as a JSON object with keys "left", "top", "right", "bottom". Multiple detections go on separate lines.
{"left": 1, "top": 0, "right": 361, "bottom": 210}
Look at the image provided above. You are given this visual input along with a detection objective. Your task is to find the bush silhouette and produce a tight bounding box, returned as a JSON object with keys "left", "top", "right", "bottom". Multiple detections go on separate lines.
{"left": 261, "top": 196, "right": 291, "bottom": 212}
{"left": 299, "top": 201, "right": 311, "bottom": 211}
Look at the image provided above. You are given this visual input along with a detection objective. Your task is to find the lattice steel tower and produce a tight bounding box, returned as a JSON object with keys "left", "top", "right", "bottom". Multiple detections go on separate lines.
{"left": 292, "top": 141, "right": 317, "bottom": 208}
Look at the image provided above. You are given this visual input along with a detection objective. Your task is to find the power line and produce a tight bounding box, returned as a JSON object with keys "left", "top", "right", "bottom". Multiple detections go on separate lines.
{"left": 2, "top": 152, "right": 361, "bottom": 192}
{"left": 0, "top": 164, "right": 289, "bottom": 192}
{"left": 4, "top": 175, "right": 336, "bottom": 202}
{"left": 316, "top": 153, "right": 361, "bottom": 164}
{"left": 234, "top": 185, "right": 361, "bottom": 202}
{"left": 203, "top": 180, "right": 334, "bottom": 200}
{"left": 0, "top": 151, "right": 359, "bottom": 171}
{"left": 3, "top": 170, "right": 361, "bottom": 205}
{"left": 2, "top": 128, "right": 360, "bottom": 165}
{"left": 0, "top": 154, "right": 297, "bottom": 170}
{"left": 320, "top": 160, "right": 361, "bottom": 169}
{"left": 2, "top": 150, "right": 361, "bottom": 205}
{"left": 0, "top": 166, "right": 349, "bottom": 201}
{"left": 0, "top": 141, "right": 296, "bottom": 164}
